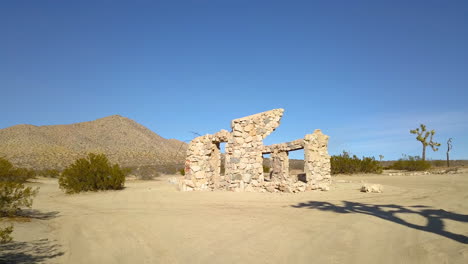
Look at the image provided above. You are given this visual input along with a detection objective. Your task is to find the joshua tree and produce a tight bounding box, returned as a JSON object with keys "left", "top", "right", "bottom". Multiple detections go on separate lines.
{"left": 446, "top": 138, "right": 452, "bottom": 167}
{"left": 410, "top": 124, "right": 441, "bottom": 161}
{"left": 379, "top": 155, "right": 384, "bottom": 162}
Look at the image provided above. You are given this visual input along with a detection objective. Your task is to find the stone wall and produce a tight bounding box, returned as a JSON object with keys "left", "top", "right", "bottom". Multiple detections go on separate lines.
{"left": 182, "top": 130, "right": 230, "bottom": 191}
{"left": 270, "top": 151, "right": 289, "bottom": 182}
{"left": 182, "top": 109, "right": 331, "bottom": 192}
{"left": 304, "top": 129, "right": 331, "bottom": 190}
{"left": 182, "top": 135, "right": 217, "bottom": 191}
{"left": 224, "top": 109, "right": 284, "bottom": 190}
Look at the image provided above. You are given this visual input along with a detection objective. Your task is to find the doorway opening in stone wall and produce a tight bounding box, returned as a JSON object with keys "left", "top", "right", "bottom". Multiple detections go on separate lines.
{"left": 262, "top": 153, "right": 271, "bottom": 181}
{"left": 219, "top": 142, "right": 226, "bottom": 176}
{"left": 289, "top": 149, "right": 306, "bottom": 182}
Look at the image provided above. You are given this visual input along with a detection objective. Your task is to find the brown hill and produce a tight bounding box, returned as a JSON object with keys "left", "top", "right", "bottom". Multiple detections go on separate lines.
{"left": 0, "top": 115, "right": 187, "bottom": 170}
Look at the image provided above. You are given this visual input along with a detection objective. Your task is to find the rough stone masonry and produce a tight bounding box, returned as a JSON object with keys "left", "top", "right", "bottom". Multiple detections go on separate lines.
{"left": 181, "top": 109, "right": 331, "bottom": 192}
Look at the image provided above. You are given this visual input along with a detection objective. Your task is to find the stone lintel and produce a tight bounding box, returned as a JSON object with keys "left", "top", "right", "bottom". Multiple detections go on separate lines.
{"left": 262, "top": 139, "right": 304, "bottom": 154}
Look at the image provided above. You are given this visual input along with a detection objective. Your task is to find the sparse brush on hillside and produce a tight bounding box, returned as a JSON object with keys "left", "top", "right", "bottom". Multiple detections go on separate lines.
{"left": 331, "top": 151, "right": 383, "bottom": 175}
{"left": 59, "top": 153, "right": 128, "bottom": 194}
{"left": 0, "top": 157, "right": 39, "bottom": 244}
{"left": 390, "top": 155, "right": 431, "bottom": 171}
{"left": 0, "top": 115, "right": 187, "bottom": 170}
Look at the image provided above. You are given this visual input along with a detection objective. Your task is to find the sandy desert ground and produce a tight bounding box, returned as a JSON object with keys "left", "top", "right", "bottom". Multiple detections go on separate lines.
{"left": 1, "top": 172, "right": 468, "bottom": 264}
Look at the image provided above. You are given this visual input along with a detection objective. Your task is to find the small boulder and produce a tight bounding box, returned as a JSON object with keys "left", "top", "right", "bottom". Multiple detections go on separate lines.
{"left": 279, "top": 184, "right": 292, "bottom": 193}
{"left": 244, "top": 184, "right": 254, "bottom": 192}
{"left": 318, "top": 183, "right": 330, "bottom": 191}
{"left": 360, "top": 184, "right": 383, "bottom": 193}
{"left": 266, "top": 186, "right": 276, "bottom": 193}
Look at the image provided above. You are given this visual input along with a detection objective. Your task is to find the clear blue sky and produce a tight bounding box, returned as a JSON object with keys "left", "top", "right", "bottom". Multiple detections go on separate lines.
{"left": 1, "top": 1, "right": 467, "bottom": 160}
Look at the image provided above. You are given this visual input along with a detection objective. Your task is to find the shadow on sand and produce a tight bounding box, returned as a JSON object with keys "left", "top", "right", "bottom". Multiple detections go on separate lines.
{"left": 291, "top": 201, "right": 468, "bottom": 244}
{"left": 0, "top": 238, "right": 64, "bottom": 263}
{"left": 16, "top": 209, "right": 60, "bottom": 220}
{"left": 0, "top": 209, "right": 62, "bottom": 263}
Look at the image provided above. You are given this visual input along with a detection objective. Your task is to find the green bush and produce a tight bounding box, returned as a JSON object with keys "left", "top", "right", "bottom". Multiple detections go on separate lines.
{"left": 430, "top": 160, "right": 445, "bottom": 167}
{"left": 390, "top": 155, "right": 431, "bottom": 171}
{"left": 0, "top": 158, "right": 40, "bottom": 244}
{"left": 0, "top": 158, "right": 36, "bottom": 183}
{"left": 0, "top": 158, "right": 14, "bottom": 178}
{"left": 0, "top": 182, "right": 39, "bottom": 217}
{"left": 331, "top": 151, "right": 383, "bottom": 175}
{"left": 135, "top": 167, "right": 157, "bottom": 180}
{"left": 179, "top": 168, "right": 185, "bottom": 176}
{"left": 125, "top": 165, "right": 161, "bottom": 180}
{"left": 59, "top": 153, "right": 128, "bottom": 194}
{"left": 0, "top": 181, "right": 39, "bottom": 244}
{"left": 0, "top": 225, "right": 13, "bottom": 244}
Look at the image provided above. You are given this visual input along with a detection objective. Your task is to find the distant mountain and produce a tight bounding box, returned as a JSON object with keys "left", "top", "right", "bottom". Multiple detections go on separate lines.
{"left": 0, "top": 115, "right": 187, "bottom": 169}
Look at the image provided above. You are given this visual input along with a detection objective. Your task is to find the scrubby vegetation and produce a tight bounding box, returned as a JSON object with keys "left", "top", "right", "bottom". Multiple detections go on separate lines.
{"left": 331, "top": 151, "right": 383, "bottom": 175}
{"left": 0, "top": 157, "right": 36, "bottom": 183}
{"left": 59, "top": 153, "right": 128, "bottom": 194}
{"left": 389, "top": 155, "right": 431, "bottom": 171}
{"left": 0, "top": 157, "right": 39, "bottom": 243}
{"left": 125, "top": 165, "right": 166, "bottom": 180}
{"left": 430, "top": 160, "right": 445, "bottom": 167}
{"left": 0, "top": 180, "right": 38, "bottom": 243}
{"left": 0, "top": 225, "right": 13, "bottom": 244}
{"left": 0, "top": 182, "right": 38, "bottom": 216}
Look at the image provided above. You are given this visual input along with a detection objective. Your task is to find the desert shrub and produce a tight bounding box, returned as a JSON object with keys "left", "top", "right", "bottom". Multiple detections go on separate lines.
{"left": 0, "top": 159, "right": 40, "bottom": 244}
{"left": 156, "top": 164, "right": 181, "bottom": 175}
{"left": 0, "top": 158, "right": 36, "bottom": 183}
{"left": 0, "top": 225, "right": 13, "bottom": 244}
{"left": 0, "top": 182, "right": 39, "bottom": 217}
{"left": 140, "top": 174, "right": 158, "bottom": 180}
{"left": 360, "top": 157, "right": 383, "bottom": 174}
{"left": 179, "top": 168, "right": 185, "bottom": 176}
{"left": 0, "top": 158, "right": 13, "bottom": 177}
{"left": 13, "top": 168, "right": 36, "bottom": 181}
{"left": 125, "top": 165, "right": 166, "bottom": 180}
{"left": 0, "top": 181, "right": 37, "bottom": 244}
{"left": 331, "top": 151, "right": 382, "bottom": 175}
{"left": 137, "top": 170, "right": 159, "bottom": 180}
{"left": 390, "top": 155, "right": 431, "bottom": 171}
{"left": 430, "top": 160, "right": 445, "bottom": 167}
{"left": 134, "top": 166, "right": 160, "bottom": 180}
{"left": 59, "top": 153, "right": 127, "bottom": 194}
{"left": 289, "top": 159, "right": 304, "bottom": 171}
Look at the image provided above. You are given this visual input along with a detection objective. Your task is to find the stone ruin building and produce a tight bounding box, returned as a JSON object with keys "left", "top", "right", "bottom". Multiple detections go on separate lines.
{"left": 180, "top": 109, "right": 331, "bottom": 193}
